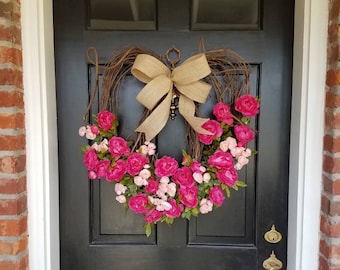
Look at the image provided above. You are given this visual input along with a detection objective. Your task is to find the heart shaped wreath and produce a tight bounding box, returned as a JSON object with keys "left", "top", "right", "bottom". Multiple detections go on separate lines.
{"left": 79, "top": 45, "right": 259, "bottom": 236}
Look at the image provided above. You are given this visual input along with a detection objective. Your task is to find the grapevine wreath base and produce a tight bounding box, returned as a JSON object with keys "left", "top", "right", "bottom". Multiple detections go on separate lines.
{"left": 79, "top": 44, "right": 259, "bottom": 236}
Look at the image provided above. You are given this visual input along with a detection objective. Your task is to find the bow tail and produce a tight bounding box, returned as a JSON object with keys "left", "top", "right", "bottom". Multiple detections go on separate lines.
{"left": 178, "top": 96, "right": 212, "bottom": 135}
{"left": 135, "top": 91, "right": 174, "bottom": 141}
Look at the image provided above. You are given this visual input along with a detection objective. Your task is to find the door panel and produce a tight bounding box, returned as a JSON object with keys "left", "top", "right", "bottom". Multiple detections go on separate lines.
{"left": 54, "top": 0, "right": 294, "bottom": 269}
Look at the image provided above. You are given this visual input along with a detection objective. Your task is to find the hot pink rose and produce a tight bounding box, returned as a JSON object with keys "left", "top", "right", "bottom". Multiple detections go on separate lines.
{"left": 145, "top": 179, "right": 159, "bottom": 194}
{"left": 208, "top": 150, "right": 234, "bottom": 169}
{"left": 165, "top": 199, "right": 183, "bottom": 218}
{"left": 235, "top": 94, "right": 259, "bottom": 117}
{"left": 126, "top": 153, "right": 149, "bottom": 176}
{"left": 213, "top": 102, "right": 234, "bottom": 125}
{"left": 154, "top": 156, "right": 178, "bottom": 177}
{"left": 108, "top": 136, "right": 130, "bottom": 157}
{"left": 144, "top": 208, "right": 162, "bottom": 223}
{"left": 90, "top": 125, "right": 100, "bottom": 135}
{"left": 128, "top": 194, "right": 149, "bottom": 214}
{"left": 106, "top": 160, "right": 127, "bottom": 182}
{"left": 96, "top": 160, "right": 110, "bottom": 178}
{"left": 88, "top": 171, "right": 97, "bottom": 180}
{"left": 209, "top": 186, "right": 225, "bottom": 206}
{"left": 97, "top": 110, "right": 115, "bottom": 131}
{"left": 190, "top": 160, "right": 205, "bottom": 173}
{"left": 216, "top": 168, "right": 238, "bottom": 187}
{"left": 179, "top": 186, "right": 199, "bottom": 208}
{"left": 173, "top": 167, "right": 195, "bottom": 188}
{"left": 234, "top": 125, "right": 255, "bottom": 146}
{"left": 198, "top": 120, "right": 223, "bottom": 145}
{"left": 83, "top": 148, "right": 98, "bottom": 170}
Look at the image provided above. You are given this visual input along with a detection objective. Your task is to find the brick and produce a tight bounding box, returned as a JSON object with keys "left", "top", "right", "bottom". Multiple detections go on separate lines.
{"left": 0, "top": 69, "right": 22, "bottom": 88}
{"left": 320, "top": 214, "right": 340, "bottom": 237}
{"left": 325, "top": 111, "right": 340, "bottom": 130}
{"left": 329, "top": 1, "right": 340, "bottom": 22}
{"left": 0, "top": 47, "right": 22, "bottom": 66}
{"left": 0, "top": 236, "right": 27, "bottom": 255}
{"left": 320, "top": 255, "right": 340, "bottom": 270}
{"left": 326, "top": 91, "right": 340, "bottom": 108}
{"left": 0, "top": 254, "right": 28, "bottom": 270}
{"left": 0, "top": 25, "right": 21, "bottom": 45}
{"left": 0, "top": 90, "right": 24, "bottom": 108}
{"left": 0, "top": 196, "right": 27, "bottom": 215}
{"left": 0, "top": 177, "right": 26, "bottom": 194}
{"left": 0, "top": 135, "right": 25, "bottom": 151}
{"left": 0, "top": 155, "right": 26, "bottom": 174}
{"left": 324, "top": 175, "right": 340, "bottom": 195}
{"left": 0, "top": 1, "right": 20, "bottom": 23}
{"left": 324, "top": 135, "right": 340, "bottom": 153}
{"left": 327, "top": 45, "right": 340, "bottom": 64}
{"left": 0, "top": 113, "right": 24, "bottom": 129}
{"left": 324, "top": 155, "right": 340, "bottom": 174}
{"left": 0, "top": 215, "right": 27, "bottom": 237}
{"left": 321, "top": 238, "right": 340, "bottom": 259}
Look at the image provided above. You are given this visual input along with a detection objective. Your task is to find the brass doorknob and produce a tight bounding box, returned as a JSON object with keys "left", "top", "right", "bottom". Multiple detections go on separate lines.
{"left": 264, "top": 225, "right": 282, "bottom": 244}
{"left": 262, "top": 250, "right": 283, "bottom": 270}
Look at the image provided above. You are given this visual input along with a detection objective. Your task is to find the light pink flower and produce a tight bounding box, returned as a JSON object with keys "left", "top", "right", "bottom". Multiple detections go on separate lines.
{"left": 155, "top": 200, "right": 172, "bottom": 212}
{"left": 209, "top": 186, "right": 225, "bottom": 206}
{"left": 243, "top": 148, "right": 252, "bottom": 157}
{"left": 97, "top": 110, "right": 115, "bottom": 131}
{"left": 167, "top": 183, "right": 177, "bottom": 197}
{"left": 79, "top": 126, "right": 86, "bottom": 136}
{"left": 155, "top": 156, "right": 178, "bottom": 177}
{"left": 220, "top": 137, "right": 237, "bottom": 152}
{"left": 134, "top": 176, "right": 147, "bottom": 186}
{"left": 116, "top": 195, "right": 126, "bottom": 203}
{"left": 199, "top": 199, "right": 213, "bottom": 214}
{"left": 213, "top": 102, "right": 234, "bottom": 125}
{"left": 128, "top": 194, "right": 149, "bottom": 214}
{"left": 139, "top": 168, "right": 151, "bottom": 179}
{"left": 193, "top": 172, "right": 203, "bottom": 184}
{"left": 114, "top": 183, "right": 127, "bottom": 195}
{"left": 208, "top": 150, "right": 234, "bottom": 169}
{"left": 230, "top": 146, "right": 245, "bottom": 158}
{"left": 85, "top": 125, "right": 97, "bottom": 140}
{"left": 203, "top": 173, "right": 211, "bottom": 183}
{"left": 235, "top": 94, "right": 259, "bottom": 117}
{"left": 235, "top": 155, "right": 249, "bottom": 170}
{"left": 198, "top": 120, "right": 223, "bottom": 145}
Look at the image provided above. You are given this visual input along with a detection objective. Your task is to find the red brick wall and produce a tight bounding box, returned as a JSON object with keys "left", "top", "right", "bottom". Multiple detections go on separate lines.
{"left": 320, "top": 0, "right": 340, "bottom": 269}
{"left": 0, "top": 0, "right": 28, "bottom": 269}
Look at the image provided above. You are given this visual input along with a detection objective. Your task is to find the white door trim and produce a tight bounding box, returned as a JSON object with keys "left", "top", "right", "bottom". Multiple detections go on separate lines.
{"left": 21, "top": 0, "right": 327, "bottom": 269}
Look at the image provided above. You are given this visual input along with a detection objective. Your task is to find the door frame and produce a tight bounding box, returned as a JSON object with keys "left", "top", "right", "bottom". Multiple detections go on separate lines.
{"left": 21, "top": 0, "right": 327, "bottom": 269}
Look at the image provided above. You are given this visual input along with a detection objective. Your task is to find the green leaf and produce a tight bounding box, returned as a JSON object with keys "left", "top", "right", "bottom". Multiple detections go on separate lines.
{"left": 236, "top": 180, "right": 247, "bottom": 187}
{"left": 145, "top": 223, "right": 152, "bottom": 237}
{"left": 225, "top": 186, "right": 231, "bottom": 198}
{"left": 232, "top": 185, "right": 239, "bottom": 191}
{"left": 191, "top": 207, "right": 199, "bottom": 216}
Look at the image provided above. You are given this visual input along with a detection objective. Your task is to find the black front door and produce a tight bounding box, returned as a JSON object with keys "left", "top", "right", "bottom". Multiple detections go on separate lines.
{"left": 54, "top": 0, "right": 294, "bottom": 269}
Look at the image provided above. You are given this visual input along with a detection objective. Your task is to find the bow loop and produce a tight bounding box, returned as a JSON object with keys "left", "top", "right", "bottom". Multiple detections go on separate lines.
{"left": 131, "top": 52, "right": 212, "bottom": 141}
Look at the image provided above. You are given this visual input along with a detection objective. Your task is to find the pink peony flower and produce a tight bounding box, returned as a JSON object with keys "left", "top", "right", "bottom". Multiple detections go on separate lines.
{"left": 96, "top": 160, "right": 110, "bottom": 178}
{"left": 190, "top": 160, "right": 206, "bottom": 173}
{"left": 235, "top": 94, "right": 259, "bottom": 117}
{"left": 216, "top": 168, "right": 238, "bottom": 187}
{"left": 97, "top": 110, "right": 115, "bottom": 131}
{"left": 209, "top": 186, "right": 225, "bottom": 206}
{"left": 144, "top": 208, "right": 162, "bottom": 223}
{"left": 116, "top": 195, "right": 126, "bottom": 203}
{"left": 208, "top": 150, "right": 234, "bottom": 169}
{"left": 179, "top": 186, "right": 199, "bottom": 208}
{"left": 145, "top": 179, "right": 159, "bottom": 194}
{"left": 128, "top": 194, "right": 149, "bottom": 214}
{"left": 83, "top": 148, "right": 98, "bottom": 170}
{"left": 213, "top": 102, "right": 234, "bottom": 125}
{"left": 106, "top": 160, "right": 127, "bottom": 182}
{"left": 126, "top": 153, "right": 149, "bottom": 176}
{"left": 165, "top": 199, "right": 183, "bottom": 218}
{"left": 90, "top": 125, "right": 100, "bottom": 135}
{"left": 108, "top": 137, "right": 130, "bottom": 157}
{"left": 198, "top": 120, "right": 223, "bottom": 145}
{"left": 173, "top": 167, "right": 195, "bottom": 188}
{"left": 234, "top": 125, "right": 255, "bottom": 146}
{"left": 199, "top": 199, "right": 213, "bottom": 214}
{"left": 154, "top": 156, "right": 178, "bottom": 177}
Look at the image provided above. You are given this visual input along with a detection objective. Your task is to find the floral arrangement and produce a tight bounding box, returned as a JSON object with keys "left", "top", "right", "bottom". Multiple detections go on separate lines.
{"left": 79, "top": 94, "right": 259, "bottom": 236}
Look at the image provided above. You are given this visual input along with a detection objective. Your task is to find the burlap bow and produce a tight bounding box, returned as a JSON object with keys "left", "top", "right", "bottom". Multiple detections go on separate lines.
{"left": 131, "top": 53, "right": 212, "bottom": 141}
